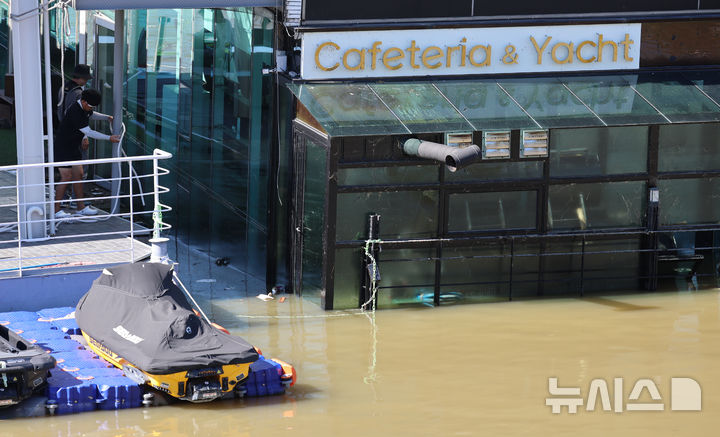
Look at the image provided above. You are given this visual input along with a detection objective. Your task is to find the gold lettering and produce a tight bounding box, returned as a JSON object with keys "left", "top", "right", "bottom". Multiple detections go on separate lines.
{"left": 407, "top": 40, "right": 421, "bottom": 69}
{"left": 530, "top": 36, "right": 552, "bottom": 65}
{"left": 576, "top": 40, "right": 597, "bottom": 63}
{"left": 460, "top": 38, "right": 467, "bottom": 67}
{"left": 342, "top": 48, "right": 366, "bottom": 71}
{"left": 551, "top": 42, "right": 574, "bottom": 64}
{"left": 446, "top": 45, "right": 460, "bottom": 67}
{"left": 619, "top": 33, "right": 634, "bottom": 62}
{"left": 383, "top": 47, "right": 405, "bottom": 70}
{"left": 597, "top": 34, "right": 618, "bottom": 62}
{"left": 315, "top": 41, "right": 340, "bottom": 71}
{"left": 468, "top": 45, "right": 491, "bottom": 67}
{"left": 422, "top": 46, "right": 443, "bottom": 69}
{"left": 368, "top": 41, "right": 382, "bottom": 70}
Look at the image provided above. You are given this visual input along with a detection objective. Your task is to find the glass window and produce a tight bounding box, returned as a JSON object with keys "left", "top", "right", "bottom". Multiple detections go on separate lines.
{"left": 375, "top": 248, "right": 437, "bottom": 308}
{"left": 448, "top": 191, "right": 537, "bottom": 232}
{"left": 288, "top": 83, "right": 409, "bottom": 137}
{"left": 541, "top": 240, "right": 583, "bottom": 295}
{"left": 581, "top": 238, "right": 641, "bottom": 293}
{"left": 497, "top": 77, "right": 603, "bottom": 128}
{"left": 550, "top": 126, "right": 648, "bottom": 177}
{"left": 435, "top": 81, "right": 537, "bottom": 130}
{"left": 445, "top": 160, "right": 544, "bottom": 182}
{"left": 658, "top": 124, "right": 720, "bottom": 172}
{"left": 686, "top": 71, "right": 720, "bottom": 108}
{"left": 548, "top": 181, "right": 646, "bottom": 230}
{"left": 337, "top": 166, "right": 438, "bottom": 186}
{"left": 336, "top": 190, "right": 438, "bottom": 241}
{"left": 301, "top": 139, "right": 329, "bottom": 296}
{"left": 333, "top": 247, "right": 363, "bottom": 309}
{"left": 370, "top": 83, "right": 473, "bottom": 133}
{"left": 439, "top": 244, "right": 510, "bottom": 302}
{"left": 658, "top": 178, "right": 720, "bottom": 225}
{"left": 562, "top": 75, "right": 666, "bottom": 125}
{"left": 634, "top": 73, "right": 720, "bottom": 123}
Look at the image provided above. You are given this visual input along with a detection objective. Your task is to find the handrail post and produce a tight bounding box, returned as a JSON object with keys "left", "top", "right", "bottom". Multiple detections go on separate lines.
{"left": 149, "top": 150, "right": 169, "bottom": 264}
{"left": 128, "top": 160, "right": 134, "bottom": 263}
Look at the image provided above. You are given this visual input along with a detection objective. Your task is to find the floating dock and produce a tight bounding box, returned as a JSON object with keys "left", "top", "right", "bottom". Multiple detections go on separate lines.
{"left": 0, "top": 307, "right": 289, "bottom": 418}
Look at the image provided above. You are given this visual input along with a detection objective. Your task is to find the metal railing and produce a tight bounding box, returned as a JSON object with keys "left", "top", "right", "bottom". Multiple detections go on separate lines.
{"left": 0, "top": 149, "right": 172, "bottom": 276}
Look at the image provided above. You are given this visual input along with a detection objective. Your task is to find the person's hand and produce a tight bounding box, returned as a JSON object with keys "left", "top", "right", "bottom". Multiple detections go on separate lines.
{"left": 108, "top": 115, "right": 113, "bottom": 123}
{"left": 81, "top": 137, "right": 89, "bottom": 150}
{"left": 109, "top": 134, "right": 121, "bottom": 143}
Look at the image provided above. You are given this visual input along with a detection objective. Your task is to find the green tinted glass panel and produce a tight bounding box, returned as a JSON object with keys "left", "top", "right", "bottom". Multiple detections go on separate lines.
{"left": 448, "top": 191, "right": 537, "bottom": 232}
{"left": 497, "top": 77, "right": 603, "bottom": 128}
{"left": 301, "top": 140, "right": 328, "bottom": 295}
{"left": 288, "top": 83, "right": 409, "bottom": 136}
{"left": 685, "top": 71, "right": 720, "bottom": 106}
{"left": 333, "top": 247, "right": 363, "bottom": 309}
{"left": 550, "top": 126, "right": 648, "bottom": 177}
{"left": 445, "top": 161, "right": 544, "bottom": 182}
{"left": 658, "top": 178, "right": 720, "bottom": 225}
{"left": 336, "top": 190, "right": 438, "bottom": 241}
{"left": 375, "top": 248, "right": 436, "bottom": 308}
{"left": 337, "top": 165, "right": 438, "bottom": 186}
{"left": 435, "top": 81, "right": 537, "bottom": 130}
{"left": 562, "top": 75, "right": 666, "bottom": 125}
{"left": 548, "top": 181, "right": 646, "bottom": 230}
{"left": 581, "top": 238, "right": 641, "bottom": 293}
{"left": 658, "top": 124, "right": 720, "bottom": 172}
{"left": 370, "top": 83, "right": 473, "bottom": 133}
{"left": 634, "top": 74, "right": 720, "bottom": 123}
{"left": 439, "top": 245, "right": 510, "bottom": 303}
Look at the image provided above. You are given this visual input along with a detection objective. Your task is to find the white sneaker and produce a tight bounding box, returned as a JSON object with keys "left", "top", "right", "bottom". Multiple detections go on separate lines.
{"left": 77, "top": 206, "right": 98, "bottom": 216}
{"left": 55, "top": 210, "right": 73, "bottom": 219}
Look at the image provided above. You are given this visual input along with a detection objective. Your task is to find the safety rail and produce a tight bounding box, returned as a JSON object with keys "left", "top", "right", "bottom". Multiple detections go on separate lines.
{"left": 0, "top": 149, "right": 172, "bottom": 277}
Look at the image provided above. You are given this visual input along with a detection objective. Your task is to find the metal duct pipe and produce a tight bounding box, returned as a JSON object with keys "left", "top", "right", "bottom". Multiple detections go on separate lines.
{"left": 402, "top": 138, "right": 481, "bottom": 172}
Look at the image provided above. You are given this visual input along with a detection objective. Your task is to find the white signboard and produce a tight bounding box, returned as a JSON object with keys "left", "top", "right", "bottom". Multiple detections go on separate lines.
{"left": 301, "top": 24, "right": 641, "bottom": 80}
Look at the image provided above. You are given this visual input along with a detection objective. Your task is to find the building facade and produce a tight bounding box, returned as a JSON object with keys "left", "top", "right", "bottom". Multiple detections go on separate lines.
{"left": 287, "top": 1, "right": 720, "bottom": 309}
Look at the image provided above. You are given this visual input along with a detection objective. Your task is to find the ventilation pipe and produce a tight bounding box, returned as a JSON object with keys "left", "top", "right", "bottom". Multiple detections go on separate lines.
{"left": 402, "top": 138, "right": 481, "bottom": 172}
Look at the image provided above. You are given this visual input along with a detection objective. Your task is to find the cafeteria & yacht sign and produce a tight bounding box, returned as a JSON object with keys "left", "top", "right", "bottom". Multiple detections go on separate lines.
{"left": 301, "top": 24, "right": 641, "bottom": 79}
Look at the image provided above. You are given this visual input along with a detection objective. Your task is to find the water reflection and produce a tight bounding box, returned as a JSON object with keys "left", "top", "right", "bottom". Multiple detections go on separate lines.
{"left": 4, "top": 289, "right": 720, "bottom": 436}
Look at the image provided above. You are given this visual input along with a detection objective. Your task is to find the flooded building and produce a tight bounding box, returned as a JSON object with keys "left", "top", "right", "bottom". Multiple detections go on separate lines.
{"left": 286, "top": 1, "right": 720, "bottom": 309}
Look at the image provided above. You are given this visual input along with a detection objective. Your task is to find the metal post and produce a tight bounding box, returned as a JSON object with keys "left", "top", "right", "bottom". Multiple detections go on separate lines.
{"left": 128, "top": 161, "right": 134, "bottom": 262}
{"left": 110, "top": 10, "right": 124, "bottom": 214}
{"left": 360, "top": 214, "right": 381, "bottom": 309}
{"left": 42, "top": 0, "right": 55, "bottom": 235}
{"left": 149, "top": 151, "right": 169, "bottom": 263}
{"left": 11, "top": 0, "right": 47, "bottom": 240}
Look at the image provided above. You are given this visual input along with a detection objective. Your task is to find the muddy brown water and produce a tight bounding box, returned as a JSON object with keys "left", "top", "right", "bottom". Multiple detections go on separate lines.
{"left": 3, "top": 289, "right": 720, "bottom": 436}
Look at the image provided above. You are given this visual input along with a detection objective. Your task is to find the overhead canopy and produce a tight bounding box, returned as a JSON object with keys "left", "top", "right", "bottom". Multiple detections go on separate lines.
{"left": 288, "top": 71, "right": 720, "bottom": 137}
{"left": 73, "top": 0, "right": 278, "bottom": 10}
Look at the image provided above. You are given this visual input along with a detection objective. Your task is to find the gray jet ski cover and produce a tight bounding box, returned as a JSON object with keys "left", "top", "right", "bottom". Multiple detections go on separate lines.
{"left": 75, "top": 263, "right": 259, "bottom": 374}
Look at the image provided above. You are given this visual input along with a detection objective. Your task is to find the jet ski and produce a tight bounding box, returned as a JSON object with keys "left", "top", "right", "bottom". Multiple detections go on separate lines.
{"left": 0, "top": 323, "right": 56, "bottom": 407}
{"left": 75, "top": 262, "right": 275, "bottom": 403}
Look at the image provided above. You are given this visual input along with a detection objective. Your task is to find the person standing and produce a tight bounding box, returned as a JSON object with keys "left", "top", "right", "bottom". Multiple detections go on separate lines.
{"left": 56, "top": 64, "right": 92, "bottom": 125}
{"left": 54, "top": 88, "right": 120, "bottom": 219}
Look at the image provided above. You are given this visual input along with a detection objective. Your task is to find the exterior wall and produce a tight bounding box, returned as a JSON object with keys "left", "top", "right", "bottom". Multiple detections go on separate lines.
{"left": 82, "top": 8, "right": 281, "bottom": 288}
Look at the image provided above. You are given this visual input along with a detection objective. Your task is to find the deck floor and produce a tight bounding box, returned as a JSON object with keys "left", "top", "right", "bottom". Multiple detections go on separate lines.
{"left": 0, "top": 170, "right": 151, "bottom": 276}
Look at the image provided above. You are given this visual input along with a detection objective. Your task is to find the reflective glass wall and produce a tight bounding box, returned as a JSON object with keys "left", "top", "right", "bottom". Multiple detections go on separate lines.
{"left": 117, "top": 8, "right": 276, "bottom": 287}
{"left": 301, "top": 122, "right": 720, "bottom": 310}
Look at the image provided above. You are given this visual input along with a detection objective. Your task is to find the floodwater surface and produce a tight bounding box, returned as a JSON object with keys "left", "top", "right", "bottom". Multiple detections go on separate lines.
{"left": 3, "top": 289, "right": 720, "bottom": 436}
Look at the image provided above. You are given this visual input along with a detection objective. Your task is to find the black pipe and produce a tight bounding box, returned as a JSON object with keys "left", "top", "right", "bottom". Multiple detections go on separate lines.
{"left": 402, "top": 138, "right": 481, "bottom": 172}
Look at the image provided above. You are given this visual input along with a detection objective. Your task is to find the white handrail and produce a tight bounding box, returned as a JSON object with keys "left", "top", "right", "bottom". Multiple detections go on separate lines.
{"left": 0, "top": 149, "right": 173, "bottom": 276}
{"left": 0, "top": 149, "right": 173, "bottom": 171}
